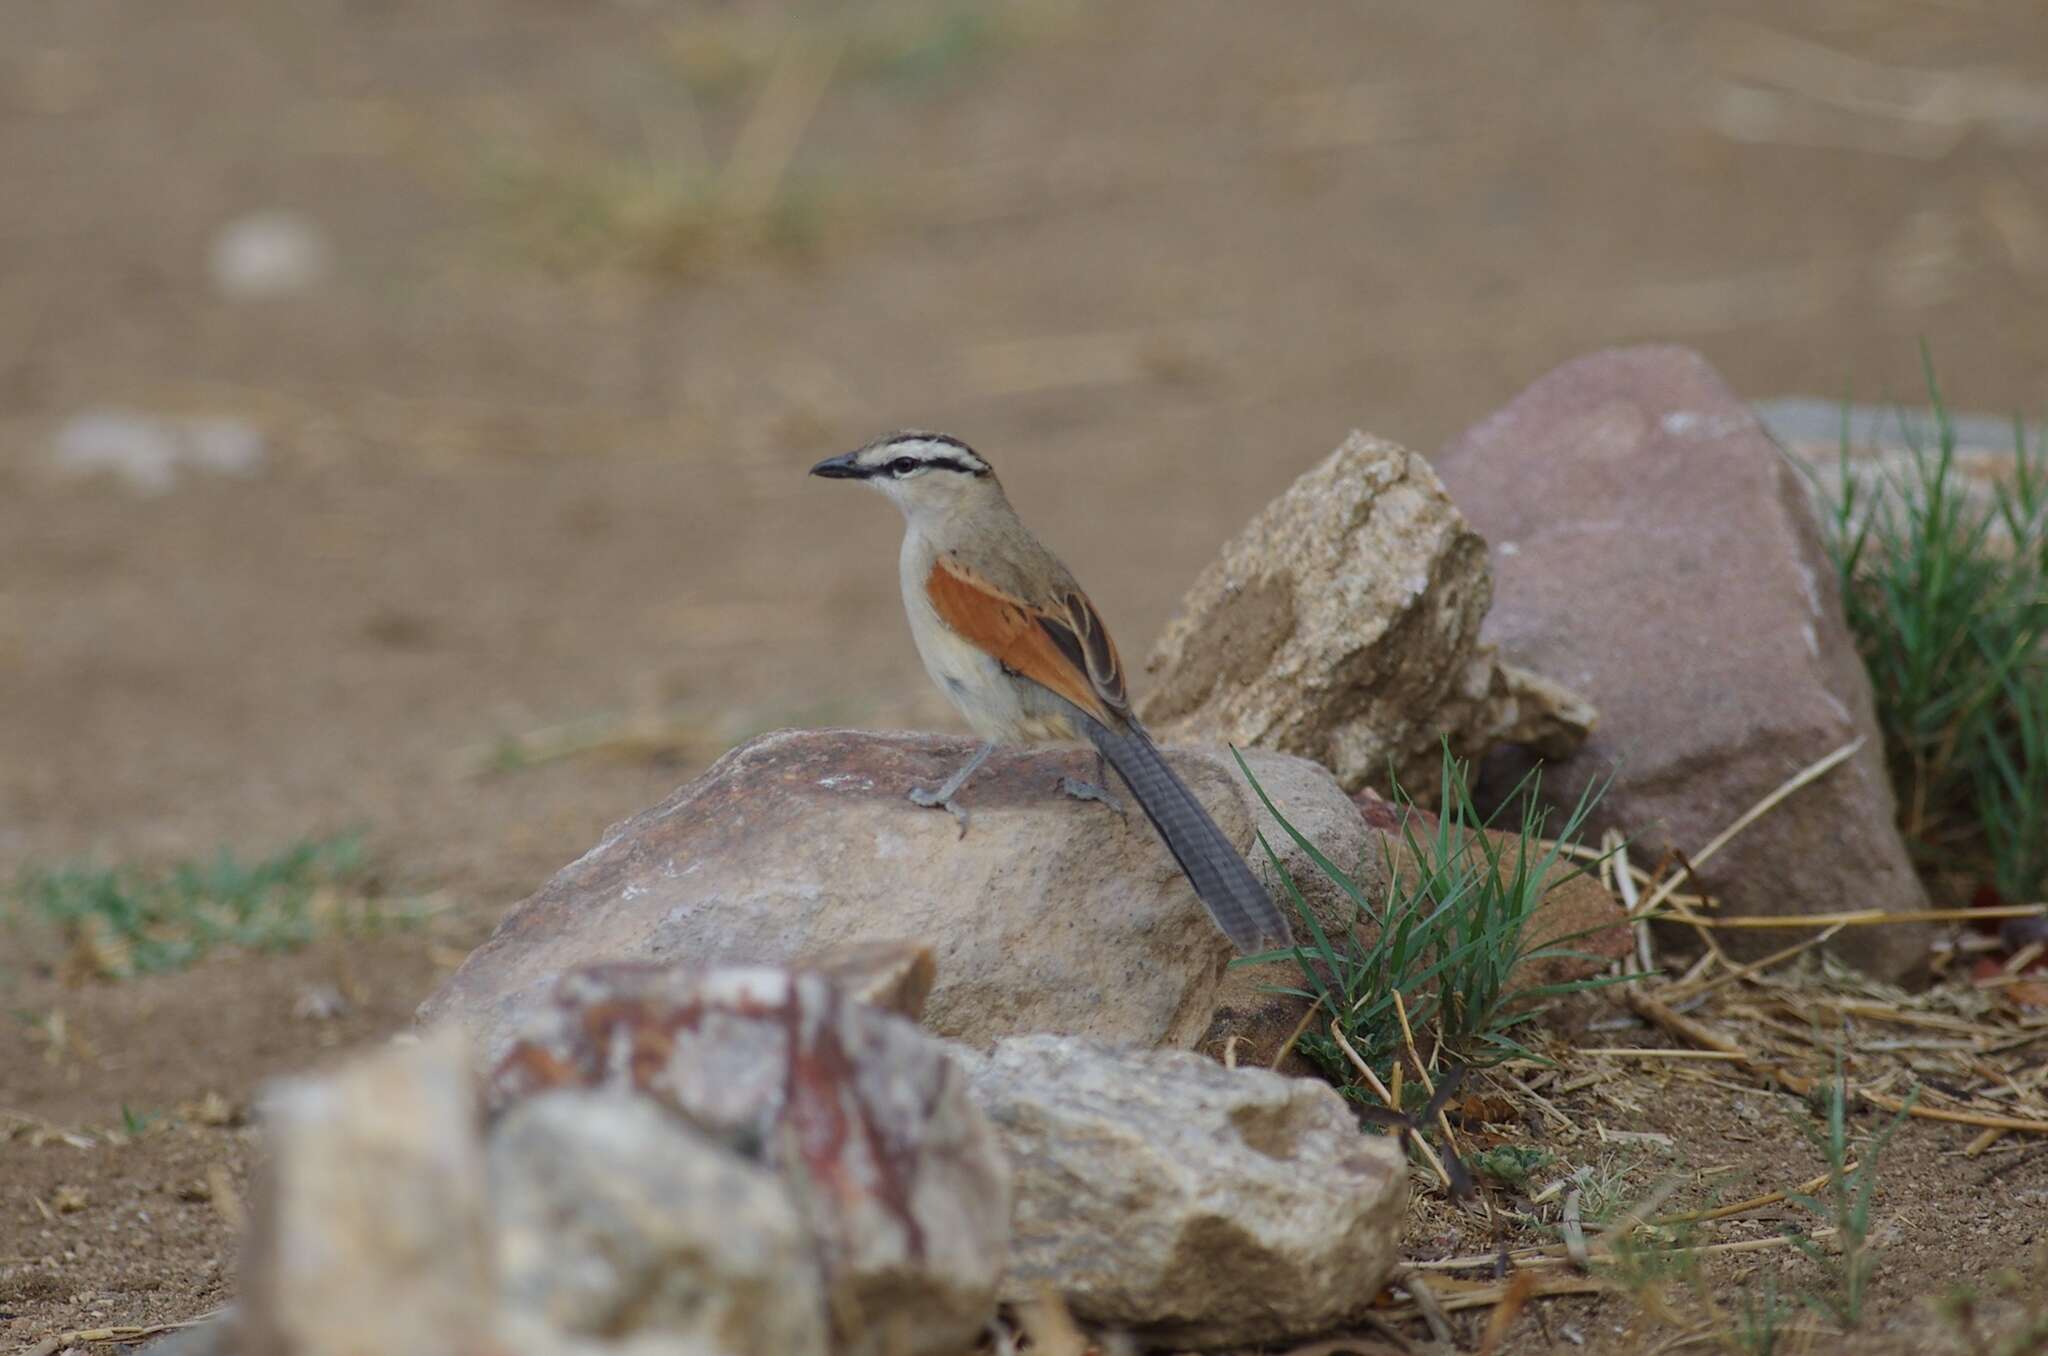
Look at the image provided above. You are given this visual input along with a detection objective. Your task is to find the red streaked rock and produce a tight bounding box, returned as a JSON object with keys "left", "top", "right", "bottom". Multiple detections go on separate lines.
{"left": 488, "top": 962, "right": 1009, "bottom": 1356}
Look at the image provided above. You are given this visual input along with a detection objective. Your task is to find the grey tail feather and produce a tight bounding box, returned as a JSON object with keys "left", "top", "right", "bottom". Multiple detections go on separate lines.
{"left": 1082, "top": 718, "right": 1294, "bottom": 955}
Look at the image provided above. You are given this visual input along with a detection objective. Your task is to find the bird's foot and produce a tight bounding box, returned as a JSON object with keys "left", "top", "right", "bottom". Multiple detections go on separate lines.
{"left": 1057, "top": 776, "right": 1127, "bottom": 819}
{"left": 908, "top": 785, "right": 971, "bottom": 838}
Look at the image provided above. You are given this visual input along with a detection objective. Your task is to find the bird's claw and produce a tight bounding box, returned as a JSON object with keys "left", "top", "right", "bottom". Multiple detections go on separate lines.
{"left": 908, "top": 785, "right": 971, "bottom": 838}
{"left": 1058, "top": 776, "right": 1127, "bottom": 819}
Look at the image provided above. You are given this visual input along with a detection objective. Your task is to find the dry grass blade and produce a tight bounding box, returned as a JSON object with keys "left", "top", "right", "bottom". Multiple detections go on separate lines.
{"left": 1329, "top": 1021, "right": 1456, "bottom": 1191}
{"left": 1395, "top": 1271, "right": 1455, "bottom": 1346}
{"left": 1660, "top": 921, "right": 1847, "bottom": 1002}
{"left": 1688, "top": 904, "right": 2047, "bottom": 929}
{"left": 1633, "top": 738, "right": 1865, "bottom": 918}
{"left": 25, "top": 1308, "right": 223, "bottom": 1353}
{"left": 1560, "top": 1176, "right": 1590, "bottom": 1269}
{"left": 1412, "top": 1225, "right": 1837, "bottom": 1275}
{"left": 1580, "top": 1048, "right": 1750, "bottom": 1060}
{"left": 1625, "top": 985, "right": 2048, "bottom": 1134}
{"left": 1859, "top": 1088, "right": 2048, "bottom": 1135}
{"left": 1376, "top": 1273, "right": 1612, "bottom": 1319}
{"left": 1270, "top": 992, "right": 1324, "bottom": 1070}
{"left": 1654, "top": 1165, "right": 1855, "bottom": 1225}
{"left": 1476, "top": 1269, "right": 1537, "bottom": 1356}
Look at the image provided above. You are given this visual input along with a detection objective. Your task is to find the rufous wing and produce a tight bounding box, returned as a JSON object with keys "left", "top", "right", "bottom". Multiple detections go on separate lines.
{"left": 925, "top": 556, "right": 1128, "bottom": 726}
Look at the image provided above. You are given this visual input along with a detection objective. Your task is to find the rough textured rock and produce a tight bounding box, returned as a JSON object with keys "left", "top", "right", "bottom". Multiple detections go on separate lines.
{"left": 486, "top": 962, "right": 1009, "bottom": 1356}
{"left": 1140, "top": 430, "right": 1594, "bottom": 798}
{"left": 963, "top": 1035, "right": 1408, "bottom": 1347}
{"left": 800, "top": 938, "right": 937, "bottom": 1021}
{"left": 420, "top": 730, "right": 1361, "bottom": 1057}
{"left": 489, "top": 1089, "right": 827, "bottom": 1356}
{"left": 1432, "top": 346, "right": 1930, "bottom": 976}
{"left": 239, "top": 1028, "right": 493, "bottom": 1356}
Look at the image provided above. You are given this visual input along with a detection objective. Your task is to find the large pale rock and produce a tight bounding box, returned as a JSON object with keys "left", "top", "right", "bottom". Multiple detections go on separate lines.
{"left": 420, "top": 730, "right": 1363, "bottom": 1057}
{"left": 239, "top": 1028, "right": 492, "bottom": 1356}
{"left": 1433, "top": 346, "right": 1929, "bottom": 976}
{"left": 485, "top": 962, "right": 1009, "bottom": 1356}
{"left": 1140, "top": 431, "right": 1594, "bottom": 799}
{"left": 489, "top": 1089, "right": 827, "bottom": 1356}
{"left": 963, "top": 1035, "right": 1408, "bottom": 1347}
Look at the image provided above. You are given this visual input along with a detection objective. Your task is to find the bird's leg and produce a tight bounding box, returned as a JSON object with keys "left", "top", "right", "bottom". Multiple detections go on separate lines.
{"left": 909, "top": 739, "right": 996, "bottom": 838}
{"left": 1058, "top": 750, "right": 1127, "bottom": 819}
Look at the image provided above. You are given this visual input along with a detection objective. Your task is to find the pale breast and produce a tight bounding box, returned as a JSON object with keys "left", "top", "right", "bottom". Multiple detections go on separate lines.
{"left": 898, "top": 529, "right": 1080, "bottom": 743}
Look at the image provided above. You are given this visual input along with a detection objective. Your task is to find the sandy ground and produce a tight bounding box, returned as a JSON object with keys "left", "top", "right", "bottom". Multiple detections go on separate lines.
{"left": 5, "top": 2, "right": 2048, "bottom": 1350}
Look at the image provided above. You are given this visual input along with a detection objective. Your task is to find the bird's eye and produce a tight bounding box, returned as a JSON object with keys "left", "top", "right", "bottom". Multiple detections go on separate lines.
{"left": 889, "top": 457, "right": 919, "bottom": 476}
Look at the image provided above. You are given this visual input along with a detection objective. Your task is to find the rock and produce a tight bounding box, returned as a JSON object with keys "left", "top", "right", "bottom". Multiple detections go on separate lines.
{"left": 49, "top": 409, "right": 266, "bottom": 496}
{"left": 209, "top": 210, "right": 331, "bottom": 299}
{"left": 420, "top": 730, "right": 1362, "bottom": 1056}
{"left": 137, "top": 1310, "right": 239, "bottom": 1355}
{"left": 485, "top": 962, "right": 1009, "bottom": 1356}
{"left": 800, "top": 938, "right": 938, "bottom": 1021}
{"left": 493, "top": 1328, "right": 736, "bottom": 1356}
{"left": 1433, "top": 346, "right": 1929, "bottom": 975}
{"left": 1140, "top": 430, "right": 1594, "bottom": 799}
{"left": 489, "top": 1089, "right": 827, "bottom": 1356}
{"left": 963, "top": 1035, "right": 1408, "bottom": 1347}
{"left": 239, "top": 1028, "right": 493, "bottom": 1356}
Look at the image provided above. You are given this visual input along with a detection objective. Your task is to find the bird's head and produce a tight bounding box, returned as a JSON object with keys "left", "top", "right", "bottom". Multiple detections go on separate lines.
{"left": 809, "top": 431, "right": 998, "bottom": 525}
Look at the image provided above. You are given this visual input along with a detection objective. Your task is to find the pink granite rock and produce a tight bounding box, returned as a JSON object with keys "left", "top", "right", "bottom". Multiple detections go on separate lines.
{"left": 1432, "top": 345, "right": 1928, "bottom": 977}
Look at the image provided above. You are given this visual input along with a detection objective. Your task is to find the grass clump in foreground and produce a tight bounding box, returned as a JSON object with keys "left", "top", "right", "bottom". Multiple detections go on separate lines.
{"left": 1234, "top": 742, "right": 1626, "bottom": 1091}
{"left": 10, "top": 834, "right": 385, "bottom": 979}
{"left": 1786, "top": 1069, "right": 1917, "bottom": 1330}
{"left": 1822, "top": 353, "right": 2048, "bottom": 904}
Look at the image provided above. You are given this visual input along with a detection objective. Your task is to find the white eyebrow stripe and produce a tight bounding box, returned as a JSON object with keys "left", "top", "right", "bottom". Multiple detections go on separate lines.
{"left": 857, "top": 435, "right": 989, "bottom": 474}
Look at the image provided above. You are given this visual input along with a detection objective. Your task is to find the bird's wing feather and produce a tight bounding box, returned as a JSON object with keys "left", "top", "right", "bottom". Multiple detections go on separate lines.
{"left": 925, "top": 555, "right": 1129, "bottom": 726}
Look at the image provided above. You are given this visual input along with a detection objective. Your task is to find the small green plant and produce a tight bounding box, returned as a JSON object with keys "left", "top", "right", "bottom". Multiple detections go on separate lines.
{"left": 1234, "top": 741, "right": 1628, "bottom": 1089}
{"left": 1731, "top": 1273, "right": 1794, "bottom": 1356}
{"left": 1785, "top": 1069, "right": 1917, "bottom": 1329}
{"left": 1471, "top": 1143, "right": 1555, "bottom": 1191}
{"left": 11, "top": 834, "right": 377, "bottom": 978}
{"left": 118, "top": 1104, "right": 159, "bottom": 1137}
{"left": 1602, "top": 1218, "right": 1707, "bottom": 1330}
{"left": 1821, "top": 351, "right": 2048, "bottom": 903}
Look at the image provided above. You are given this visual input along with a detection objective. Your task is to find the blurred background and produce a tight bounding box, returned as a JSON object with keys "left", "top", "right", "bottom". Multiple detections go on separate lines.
{"left": 5, "top": 0, "right": 2047, "bottom": 909}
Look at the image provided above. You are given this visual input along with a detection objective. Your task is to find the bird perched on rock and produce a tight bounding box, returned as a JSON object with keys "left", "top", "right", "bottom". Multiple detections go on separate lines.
{"left": 810, "top": 431, "right": 1293, "bottom": 955}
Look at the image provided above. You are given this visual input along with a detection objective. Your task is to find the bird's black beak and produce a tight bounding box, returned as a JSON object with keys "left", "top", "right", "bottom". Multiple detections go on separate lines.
{"left": 809, "top": 452, "right": 865, "bottom": 480}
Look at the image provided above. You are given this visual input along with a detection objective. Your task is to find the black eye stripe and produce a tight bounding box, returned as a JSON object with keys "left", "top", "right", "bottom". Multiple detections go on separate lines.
{"left": 883, "top": 455, "right": 983, "bottom": 477}
{"left": 857, "top": 431, "right": 992, "bottom": 477}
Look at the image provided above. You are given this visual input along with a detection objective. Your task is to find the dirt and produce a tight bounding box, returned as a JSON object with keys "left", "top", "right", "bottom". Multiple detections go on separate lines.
{"left": 5, "top": 1, "right": 2048, "bottom": 1351}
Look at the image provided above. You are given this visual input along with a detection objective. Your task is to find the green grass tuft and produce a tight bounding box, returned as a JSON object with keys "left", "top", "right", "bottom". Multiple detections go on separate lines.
{"left": 1731, "top": 1272, "right": 1794, "bottom": 1356}
{"left": 1233, "top": 740, "right": 1630, "bottom": 1090}
{"left": 10, "top": 834, "right": 385, "bottom": 978}
{"left": 1821, "top": 350, "right": 2048, "bottom": 903}
{"left": 1784, "top": 1067, "right": 1917, "bottom": 1330}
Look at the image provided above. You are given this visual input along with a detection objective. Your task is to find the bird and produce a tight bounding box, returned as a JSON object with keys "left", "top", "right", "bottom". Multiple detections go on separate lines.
{"left": 810, "top": 430, "right": 1293, "bottom": 955}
